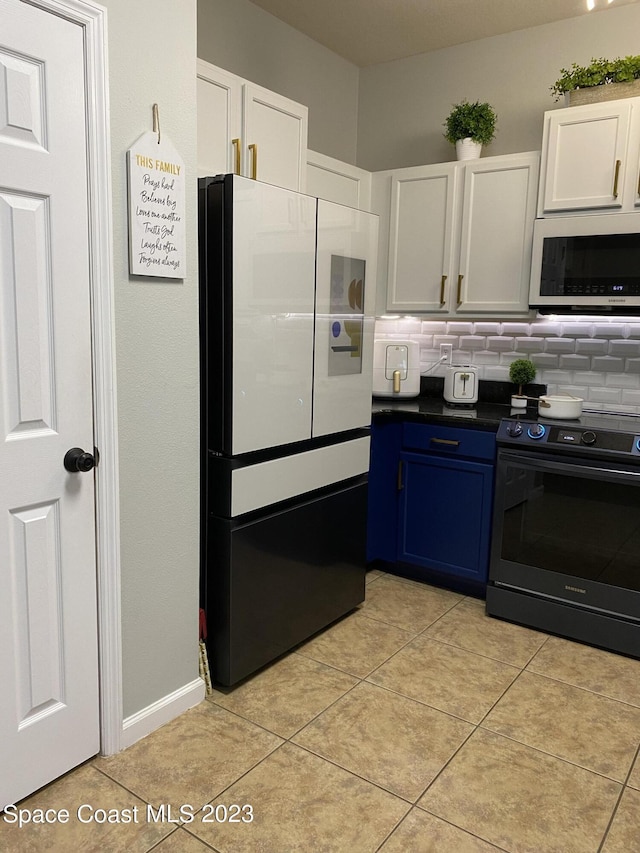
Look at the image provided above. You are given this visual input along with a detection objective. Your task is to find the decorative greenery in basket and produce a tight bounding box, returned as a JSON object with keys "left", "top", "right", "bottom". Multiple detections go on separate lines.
{"left": 551, "top": 55, "right": 640, "bottom": 100}
{"left": 443, "top": 100, "right": 497, "bottom": 145}
{"left": 509, "top": 358, "right": 537, "bottom": 398}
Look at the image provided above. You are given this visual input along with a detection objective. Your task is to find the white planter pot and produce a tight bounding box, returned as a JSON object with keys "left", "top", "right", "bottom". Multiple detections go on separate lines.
{"left": 510, "top": 395, "right": 527, "bottom": 408}
{"left": 455, "top": 138, "right": 482, "bottom": 161}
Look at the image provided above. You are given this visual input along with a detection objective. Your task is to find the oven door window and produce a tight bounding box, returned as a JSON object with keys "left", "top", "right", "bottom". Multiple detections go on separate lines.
{"left": 501, "top": 460, "right": 640, "bottom": 592}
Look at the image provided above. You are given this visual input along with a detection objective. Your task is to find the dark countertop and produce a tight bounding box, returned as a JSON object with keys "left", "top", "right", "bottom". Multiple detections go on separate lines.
{"left": 371, "top": 378, "right": 545, "bottom": 432}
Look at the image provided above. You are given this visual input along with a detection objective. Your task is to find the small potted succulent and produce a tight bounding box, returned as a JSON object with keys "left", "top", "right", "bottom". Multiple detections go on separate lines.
{"left": 443, "top": 100, "right": 497, "bottom": 160}
{"left": 509, "top": 358, "right": 537, "bottom": 408}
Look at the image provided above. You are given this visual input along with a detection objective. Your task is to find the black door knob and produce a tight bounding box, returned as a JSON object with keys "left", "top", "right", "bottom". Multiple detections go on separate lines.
{"left": 64, "top": 447, "right": 96, "bottom": 473}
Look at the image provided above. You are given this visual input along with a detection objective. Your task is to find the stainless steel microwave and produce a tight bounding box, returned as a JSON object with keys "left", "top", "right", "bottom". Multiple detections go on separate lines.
{"left": 529, "top": 212, "right": 640, "bottom": 313}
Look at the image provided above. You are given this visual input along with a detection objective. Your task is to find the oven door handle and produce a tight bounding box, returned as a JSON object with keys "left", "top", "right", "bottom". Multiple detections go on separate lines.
{"left": 499, "top": 450, "right": 640, "bottom": 484}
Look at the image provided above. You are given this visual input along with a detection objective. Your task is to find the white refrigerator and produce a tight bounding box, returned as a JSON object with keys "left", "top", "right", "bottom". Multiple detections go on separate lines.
{"left": 198, "top": 174, "right": 378, "bottom": 685}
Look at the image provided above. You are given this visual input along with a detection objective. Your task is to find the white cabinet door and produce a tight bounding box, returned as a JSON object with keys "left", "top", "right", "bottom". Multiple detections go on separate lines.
{"left": 197, "top": 60, "right": 308, "bottom": 192}
{"left": 386, "top": 164, "right": 458, "bottom": 312}
{"left": 242, "top": 83, "right": 308, "bottom": 192}
{"left": 306, "top": 150, "right": 372, "bottom": 210}
{"left": 540, "top": 101, "right": 632, "bottom": 213}
{"left": 313, "top": 200, "right": 378, "bottom": 437}
{"left": 231, "top": 178, "right": 316, "bottom": 454}
{"left": 457, "top": 153, "right": 539, "bottom": 314}
{"left": 196, "top": 60, "right": 242, "bottom": 177}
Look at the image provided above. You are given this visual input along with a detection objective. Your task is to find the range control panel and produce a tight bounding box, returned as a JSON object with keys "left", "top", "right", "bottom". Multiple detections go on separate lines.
{"left": 497, "top": 419, "right": 640, "bottom": 457}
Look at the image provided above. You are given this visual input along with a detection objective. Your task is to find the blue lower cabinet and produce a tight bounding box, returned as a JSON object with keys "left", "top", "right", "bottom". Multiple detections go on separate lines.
{"left": 398, "top": 450, "right": 494, "bottom": 583}
{"left": 367, "top": 419, "right": 496, "bottom": 592}
{"left": 367, "top": 421, "right": 402, "bottom": 563}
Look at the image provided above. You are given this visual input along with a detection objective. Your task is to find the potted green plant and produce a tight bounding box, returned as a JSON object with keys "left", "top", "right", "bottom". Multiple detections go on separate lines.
{"left": 443, "top": 100, "right": 497, "bottom": 160}
{"left": 551, "top": 55, "right": 640, "bottom": 105}
{"left": 509, "top": 358, "right": 537, "bottom": 408}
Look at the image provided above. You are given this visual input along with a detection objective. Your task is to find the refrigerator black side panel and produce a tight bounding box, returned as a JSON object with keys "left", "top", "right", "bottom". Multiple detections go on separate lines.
{"left": 198, "top": 174, "right": 234, "bottom": 457}
{"left": 204, "top": 479, "right": 367, "bottom": 686}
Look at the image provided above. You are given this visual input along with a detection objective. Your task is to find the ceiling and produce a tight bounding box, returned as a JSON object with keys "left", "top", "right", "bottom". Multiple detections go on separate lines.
{"left": 248, "top": 0, "right": 639, "bottom": 67}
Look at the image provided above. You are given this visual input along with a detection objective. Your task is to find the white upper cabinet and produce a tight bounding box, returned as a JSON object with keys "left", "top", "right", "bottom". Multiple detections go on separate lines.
{"left": 197, "top": 59, "right": 308, "bottom": 192}
{"left": 306, "top": 150, "right": 372, "bottom": 211}
{"left": 458, "top": 155, "right": 539, "bottom": 314}
{"left": 373, "top": 152, "right": 539, "bottom": 316}
{"left": 539, "top": 98, "right": 640, "bottom": 215}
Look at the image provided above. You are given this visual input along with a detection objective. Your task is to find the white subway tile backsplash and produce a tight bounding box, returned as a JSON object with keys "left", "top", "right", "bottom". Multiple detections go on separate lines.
{"left": 621, "top": 389, "right": 640, "bottom": 406}
{"left": 473, "top": 322, "right": 501, "bottom": 335}
{"left": 501, "top": 322, "right": 531, "bottom": 336}
{"left": 486, "top": 336, "right": 515, "bottom": 352}
{"left": 396, "top": 318, "right": 423, "bottom": 335}
{"left": 515, "top": 336, "right": 545, "bottom": 353}
{"left": 544, "top": 337, "right": 576, "bottom": 354}
{"left": 540, "top": 369, "right": 574, "bottom": 386}
{"left": 575, "top": 339, "right": 608, "bottom": 355}
{"left": 560, "top": 323, "right": 594, "bottom": 338}
{"left": 471, "top": 350, "right": 501, "bottom": 365}
{"left": 421, "top": 322, "right": 448, "bottom": 335}
{"left": 446, "top": 322, "right": 474, "bottom": 335}
{"left": 609, "top": 339, "right": 640, "bottom": 357}
{"left": 433, "top": 335, "right": 458, "bottom": 346}
{"left": 374, "top": 317, "right": 640, "bottom": 413}
{"left": 591, "top": 356, "right": 625, "bottom": 373}
{"left": 574, "top": 372, "right": 607, "bottom": 386}
{"left": 592, "top": 323, "right": 627, "bottom": 339}
{"left": 530, "top": 353, "right": 560, "bottom": 369}
{"left": 483, "top": 366, "right": 510, "bottom": 381}
{"left": 559, "top": 355, "right": 591, "bottom": 371}
{"left": 459, "top": 335, "right": 486, "bottom": 350}
{"left": 587, "top": 387, "right": 623, "bottom": 405}
{"left": 605, "top": 372, "right": 640, "bottom": 389}
{"left": 531, "top": 321, "right": 563, "bottom": 337}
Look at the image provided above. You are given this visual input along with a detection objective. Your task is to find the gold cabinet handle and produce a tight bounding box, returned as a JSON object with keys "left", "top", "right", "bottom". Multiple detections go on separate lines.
{"left": 613, "top": 159, "right": 621, "bottom": 198}
{"left": 457, "top": 274, "right": 463, "bottom": 306}
{"left": 431, "top": 437, "right": 460, "bottom": 446}
{"left": 392, "top": 369, "right": 401, "bottom": 393}
{"left": 440, "top": 275, "right": 447, "bottom": 306}
{"left": 248, "top": 143, "right": 258, "bottom": 180}
{"left": 397, "top": 460, "right": 404, "bottom": 491}
{"left": 231, "top": 138, "right": 241, "bottom": 175}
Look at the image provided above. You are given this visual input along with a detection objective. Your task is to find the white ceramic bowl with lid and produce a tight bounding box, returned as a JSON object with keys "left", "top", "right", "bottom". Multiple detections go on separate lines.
{"left": 538, "top": 395, "right": 584, "bottom": 419}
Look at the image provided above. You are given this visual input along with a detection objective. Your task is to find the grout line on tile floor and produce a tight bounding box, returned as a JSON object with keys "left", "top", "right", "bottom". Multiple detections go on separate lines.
{"left": 411, "top": 805, "right": 511, "bottom": 853}
{"left": 597, "top": 742, "right": 640, "bottom": 853}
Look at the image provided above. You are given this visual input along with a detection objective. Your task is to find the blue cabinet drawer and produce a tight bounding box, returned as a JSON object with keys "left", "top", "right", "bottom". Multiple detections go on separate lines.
{"left": 403, "top": 422, "right": 495, "bottom": 462}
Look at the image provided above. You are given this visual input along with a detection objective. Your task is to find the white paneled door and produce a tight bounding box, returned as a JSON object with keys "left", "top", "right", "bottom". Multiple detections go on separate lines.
{"left": 0, "top": 0, "right": 99, "bottom": 809}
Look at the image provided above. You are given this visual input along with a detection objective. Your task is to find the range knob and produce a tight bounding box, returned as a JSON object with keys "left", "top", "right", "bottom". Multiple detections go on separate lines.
{"left": 506, "top": 421, "right": 523, "bottom": 437}
{"left": 581, "top": 430, "right": 597, "bottom": 446}
{"left": 527, "top": 423, "right": 546, "bottom": 440}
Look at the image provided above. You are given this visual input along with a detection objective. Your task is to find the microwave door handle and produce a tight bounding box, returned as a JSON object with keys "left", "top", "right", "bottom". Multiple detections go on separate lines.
{"left": 499, "top": 451, "right": 640, "bottom": 485}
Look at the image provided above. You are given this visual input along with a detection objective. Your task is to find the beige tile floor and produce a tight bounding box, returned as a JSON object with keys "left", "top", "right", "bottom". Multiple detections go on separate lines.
{"left": 3, "top": 569, "right": 640, "bottom": 853}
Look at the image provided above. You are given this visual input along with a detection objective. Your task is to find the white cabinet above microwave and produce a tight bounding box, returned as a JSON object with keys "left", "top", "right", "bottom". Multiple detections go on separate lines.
{"left": 538, "top": 98, "right": 640, "bottom": 216}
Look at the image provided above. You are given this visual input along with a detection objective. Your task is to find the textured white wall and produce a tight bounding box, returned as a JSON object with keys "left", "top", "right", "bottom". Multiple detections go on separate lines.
{"left": 197, "top": 0, "right": 360, "bottom": 163}
{"left": 375, "top": 317, "right": 640, "bottom": 413}
{"left": 357, "top": 3, "right": 640, "bottom": 171}
{"left": 102, "top": 0, "right": 200, "bottom": 719}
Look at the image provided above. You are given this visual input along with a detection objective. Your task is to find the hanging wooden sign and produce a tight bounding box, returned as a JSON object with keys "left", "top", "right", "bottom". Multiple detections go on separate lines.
{"left": 126, "top": 129, "right": 186, "bottom": 278}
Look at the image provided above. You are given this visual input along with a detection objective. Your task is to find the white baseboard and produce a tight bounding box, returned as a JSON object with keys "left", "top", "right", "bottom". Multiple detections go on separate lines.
{"left": 118, "top": 677, "right": 206, "bottom": 752}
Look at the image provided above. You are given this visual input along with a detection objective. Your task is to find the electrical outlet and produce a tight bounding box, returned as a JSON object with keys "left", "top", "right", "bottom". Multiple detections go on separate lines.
{"left": 440, "top": 343, "right": 453, "bottom": 364}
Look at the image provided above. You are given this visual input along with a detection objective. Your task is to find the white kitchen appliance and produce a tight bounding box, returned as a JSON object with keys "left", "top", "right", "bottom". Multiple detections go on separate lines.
{"left": 443, "top": 364, "right": 478, "bottom": 405}
{"left": 372, "top": 339, "right": 420, "bottom": 398}
{"left": 199, "top": 174, "right": 378, "bottom": 685}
